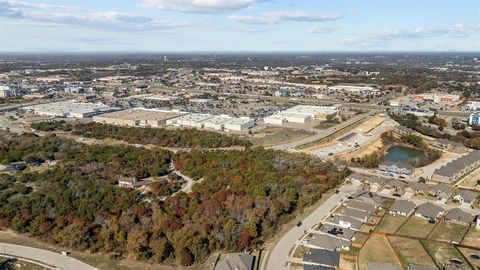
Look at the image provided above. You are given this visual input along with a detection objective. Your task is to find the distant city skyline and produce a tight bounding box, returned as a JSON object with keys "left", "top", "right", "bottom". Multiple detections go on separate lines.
{"left": 0, "top": 0, "right": 479, "bottom": 52}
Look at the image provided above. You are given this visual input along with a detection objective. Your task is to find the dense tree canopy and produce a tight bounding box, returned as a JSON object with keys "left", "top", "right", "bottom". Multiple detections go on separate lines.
{"left": 0, "top": 134, "right": 345, "bottom": 266}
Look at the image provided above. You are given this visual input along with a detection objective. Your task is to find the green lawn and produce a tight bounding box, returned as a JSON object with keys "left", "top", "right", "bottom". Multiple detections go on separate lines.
{"left": 421, "top": 240, "right": 467, "bottom": 268}
{"left": 428, "top": 220, "right": 469, "bottom": 243}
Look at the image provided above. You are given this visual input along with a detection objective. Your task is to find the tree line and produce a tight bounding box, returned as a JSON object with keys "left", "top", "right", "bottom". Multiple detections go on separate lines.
{"left": 31, "top": 121, "right": 251, "bottom": 148}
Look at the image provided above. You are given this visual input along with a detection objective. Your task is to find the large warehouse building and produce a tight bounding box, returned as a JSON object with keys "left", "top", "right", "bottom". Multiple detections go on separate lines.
{"left": 264, "top": 105, "right": 339, "bottom": 125}
{"left": 92, "top": 108, "right": 186, "bottom": 128}
{"left": 166, "top": 113, "right": 254, "bottom": 132}
{"left": 24, "top": 101, "right": 120, "bottom": 119}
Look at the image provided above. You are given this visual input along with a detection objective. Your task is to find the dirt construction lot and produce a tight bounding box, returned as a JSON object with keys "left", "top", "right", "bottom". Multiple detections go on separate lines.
{"left": 375, "top": 214, "right": 409, "bottom": 234}
{"left": 427, "top": 220, "right": 469, "bottom": 243}
{"left": 397, "top": 216, "right": 435, "bottom": 238}
{"left": 358, "top": 235, "right": 401, "bottom": 270}
{"left": 388, "top": 236, "right": 435, "bottom": 268}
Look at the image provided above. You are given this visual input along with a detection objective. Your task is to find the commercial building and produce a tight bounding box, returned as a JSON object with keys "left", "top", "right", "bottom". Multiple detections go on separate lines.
{"left": 379, "top": 161, "right": 414, "bottom": 177}
{"left": 24, "top": 101, "right": 120, "bottom": 119}
{"left": 409, "top": 93, "right": 461, "bottom": 104}
{"left": 327, "top": 85, "right": 380, "bottom": 95}
{"left": 0, "top": 85, "right": 26, "bottom": 97}
{"left": 399, "top": 108, "right": 435, "bottom": 117}
{"left": 465, "top": 101, "right": 480, "bottom": 111}
{"left": 64, "top": 86, "right": 85, "bottom": 94}
{"left": 166, "top": 113, "right": 254, "bottom": 132}
{"left": 264, "top": 105, "right": 339, "bottom": 125}
{"left": 93, "top": 108, "right": 186, "bottom": 128}
{"left": 469, "top": 113, "right": 480, "bottom": 126}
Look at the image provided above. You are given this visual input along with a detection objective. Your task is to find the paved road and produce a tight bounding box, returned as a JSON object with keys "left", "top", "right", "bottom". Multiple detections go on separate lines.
{"left": 0, "top": 243, "right": 98, "bottom": 270}
{"left": 264, "top": 185, "right": 357, "bottom": 270}
{"left": 271, "top": 111, "right": 376, "bottom": 151}
{"left": 170, "top": 162, "right": 195, "bottom": 193}
{"left": 0, "top": 115, "right": 28, "bottom": 134}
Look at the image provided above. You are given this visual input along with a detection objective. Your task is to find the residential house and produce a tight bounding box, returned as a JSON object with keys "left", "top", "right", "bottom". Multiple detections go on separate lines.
{"left": 435, "top": 138, "right": 468, "bottom": 153}
{"left": 452, "top": 189, "right": 478, "bottom": 206}
{"left": 432, "top": 151, "right": 480, "bottom": 182}
{"left": 365, "top": 176, "right": 388, "bottom": 191}
{"left": 368, "top": 262, "right": 403, "bottom": 270}
{"left": 406, "top": 182, "right": 430, "bottom": 195}
{"left": 331, "top": 215, "right": 363, "bottom": 230}
{"left": 415, "top": 203, "right": 445, "bottom": 222}
{"left": 389, "top": 200, "right": 416, "bottom": 216}
{"left": 0, "top": 162, "right": 26, "bottom": 173}
{"left": 321, "top": 224, "right": 356, "bottom": 241}
{"left": 344, "top": 200, "right": 377, "bottom": 213}
{"left": 444, "top": 208, "right": 474, "bottom": 226}
{"left": 355, "top": 193, "right": 387, "bottom": 209}
{"left": 118, "top": 177, "right": 138, "bottom": 188}
{"left": 341, "top": 208, "right": 370, "bottom": 222}
{"left": 379, "top": 161, "right": 415, "bottom": 177}
{"left": 346, "top": 172, "right": 367, "bottom": 185}
{"left": 215, "top": 253, "right": 254, "bottom": 270}
{"left": 303, "top": 248, "right": 339, "bottom": 268}
{"left": 384, "top": 179, "right": 406, "bottom": 195}
{"left": 306, "top": 233, "right": 351, "bottom": 251}
{"left": 428, "top": 183, "right": 453, "bottom": 203}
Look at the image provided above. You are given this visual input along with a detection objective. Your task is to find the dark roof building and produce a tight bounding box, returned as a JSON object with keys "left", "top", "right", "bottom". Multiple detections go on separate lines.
{"left": 303, "top": 248, "right": 339, "bottom": 268}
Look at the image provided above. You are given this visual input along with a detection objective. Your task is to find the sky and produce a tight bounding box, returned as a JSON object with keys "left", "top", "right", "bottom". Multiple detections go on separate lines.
{"left": 0, "top": 0, "right": 479, "bottom": 52}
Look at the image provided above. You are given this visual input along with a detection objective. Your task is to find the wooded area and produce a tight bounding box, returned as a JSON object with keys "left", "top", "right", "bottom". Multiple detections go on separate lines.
{"left": 31, "top": 121, "right": 251, "bottom": 148}
{"left": 0, "top": 134, "right": 345, "bottom": 266}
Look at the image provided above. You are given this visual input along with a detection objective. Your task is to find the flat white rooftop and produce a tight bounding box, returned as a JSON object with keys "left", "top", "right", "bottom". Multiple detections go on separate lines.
{"left": 24, "top": 101, "right": 120, "bottom": 116}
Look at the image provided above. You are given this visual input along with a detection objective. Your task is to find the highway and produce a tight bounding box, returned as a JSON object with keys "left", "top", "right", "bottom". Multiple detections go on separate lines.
{"left": 263, "top": 185, "right": 357, "bottom": 270}
{"left": 0, "top": 243, "right": 98, "bottom": 270}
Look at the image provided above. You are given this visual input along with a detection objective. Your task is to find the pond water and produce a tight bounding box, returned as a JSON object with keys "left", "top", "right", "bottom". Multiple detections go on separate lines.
{"left": 384, "top": 145, "right": 427, "bottom": 163}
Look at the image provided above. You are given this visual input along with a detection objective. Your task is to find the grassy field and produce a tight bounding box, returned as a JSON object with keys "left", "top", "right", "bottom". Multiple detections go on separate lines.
{"left": 458, "top": 247, "right": 480, "bottom": 269}
{"left": 375, "top": 214, "right": 409, "bottom": 234}
{"left": 428, "top": 220, "right": 469, "bottom": 243}
{"left": 339, "top": 255, "right": 357, "bottom": 270}
{"left": 397, "top": 216, "right": 436, "bottom": 238}
{"left": 461, "top": 226, "right": 480, "bottom": 247}
{"left": 421, "top": 240, "right": 467, "bottom": 268}
{"left": 358, "top": 235, "right": 400, "bottom": 270}
{"left": 388, "top": 236, "right": 435, "bottom": 269}
{"left": 248, "top": 128, "right": 314, "bottom": 147}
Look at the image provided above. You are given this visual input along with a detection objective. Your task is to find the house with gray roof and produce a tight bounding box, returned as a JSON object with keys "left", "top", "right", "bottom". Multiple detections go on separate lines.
{"left": 435, "top": 138, "right": 467, "bottom": 153}
{"left": 415, "top": 203, "right": 445, "bottom": 222}
{"left": 303, "top": 248, "right": 339, "bottom": 268}
{"left": 428, "top": 183, "right": 453, "bottom": 203}
{"left": 321, "top": 224, "right": 356, "bottom": 241}
{"left": 452, "top": 189, "right": 478, "bottom": 206}
{"left": 215, "top": 253, "right": 254, "bottom": 270}
{"left": 341, "top": 208, "right": 371, "bottom": 221}
{"left": 384, "top": 179, "right": 407, "bottom": 195}
{"left": 432, "top": 150, "right": 480, "bottom": 182}
{"left": 444, "top": 208, "right": 474, "bottom": 226}
{"left": 406, "top": 182, "right": 430, "bottom": 195}
{"left": 389, "top": 200, "right": 416, "bottom": 216}
{"left": 306, "top": 233, "right": 351, "bottom": 251}
{"left": 332, "top": 215, "right": 363, "bottom": 230}
{"left": 364, "top": 176, "right": 388, "bottom": 191}
{"left": 345, "top": 200, "right": 377, "bottom": 213}
{"left": 379, "top": 161, "right": 415, "bottom": 176}
{"left": 368, "top": 262, "right": 403, "bottom": 270}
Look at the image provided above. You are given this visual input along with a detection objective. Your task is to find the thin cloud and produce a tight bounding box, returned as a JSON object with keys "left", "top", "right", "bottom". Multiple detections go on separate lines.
{"left": 139, "top": 0, "right": 267, "bottom": 13}
{"left": 0, "top": 0, "right": 193, "bottom": 32}
{"left": 229, "top": 11, "right": 342, "bottom": 25}
{"left": 308, "top": 24, "right": 335, "bottom": 33}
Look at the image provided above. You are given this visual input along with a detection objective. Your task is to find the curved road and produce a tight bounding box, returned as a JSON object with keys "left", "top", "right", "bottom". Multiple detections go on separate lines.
{"left": 0, "top": 243, "right": 98, "bottom": 270}
{"left": 263, "top": 185, "right": 357, "bottom": 270}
